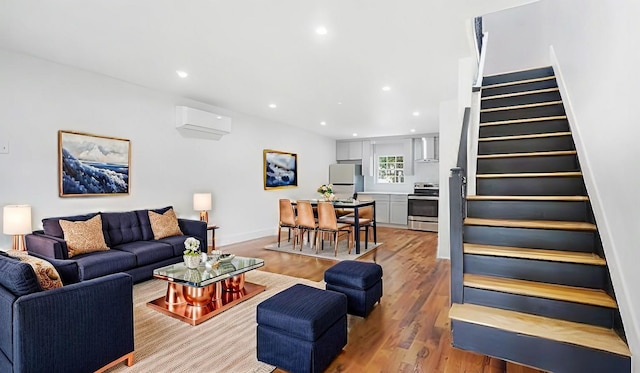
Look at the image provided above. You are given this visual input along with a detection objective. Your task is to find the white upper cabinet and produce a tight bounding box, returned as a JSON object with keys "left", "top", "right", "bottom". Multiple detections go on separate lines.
{"left": 336, "top": 141, "right": 363, "bottom": 160}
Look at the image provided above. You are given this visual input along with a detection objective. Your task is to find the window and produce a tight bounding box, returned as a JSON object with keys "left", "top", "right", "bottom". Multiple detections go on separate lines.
{"left": 377, "top": 155, "right": 404, "bottom": 183}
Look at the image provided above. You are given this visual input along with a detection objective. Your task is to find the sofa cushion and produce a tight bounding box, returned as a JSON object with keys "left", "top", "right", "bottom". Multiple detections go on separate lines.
{"left": 0, "top": 252, "right": 42, "bottom": 296}
{"left": 158, "top": 235, "right": 192, "bottom": 256}
{"left": 7, "top": 251, "right": 63, "bottom": 290}
{"left": 102, "top": 211, "right": 144, "bottom": 246}
{"left": 59, "top": 215, "right": 110, "bottom": 258}
{"left": 136, "top": 206, "right": 173, "bottom": 241}
{"left": 72, "top": 250, "right": 137, "bottom": 281}
{"left": 148, "top": 208, "right": 183, "bottom": 240}
{"left": 111, "top": 241, "right": 174, "bottom": 266}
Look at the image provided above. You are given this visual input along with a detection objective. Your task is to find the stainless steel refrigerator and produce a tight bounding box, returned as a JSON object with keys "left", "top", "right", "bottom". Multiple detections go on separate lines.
{"left": 329, "top": 164, "right": 364, "bottom": 199}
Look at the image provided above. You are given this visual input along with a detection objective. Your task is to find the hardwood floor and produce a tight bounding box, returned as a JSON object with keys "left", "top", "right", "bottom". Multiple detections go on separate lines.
{"left": 223, "top": 226, "right": 544, "bottom": 373}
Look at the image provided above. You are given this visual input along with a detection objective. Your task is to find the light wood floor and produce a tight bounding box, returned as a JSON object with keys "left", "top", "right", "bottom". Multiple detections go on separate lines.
{"left": 223, "top": 226, "right": 544, "bottom": 373}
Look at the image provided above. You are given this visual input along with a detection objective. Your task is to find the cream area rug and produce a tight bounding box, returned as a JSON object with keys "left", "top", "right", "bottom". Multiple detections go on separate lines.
{"left": 264, "top": 238, "right": 381, "bottom": 261}
{"left": 107, "top": 271, "right": 322, "bottom": 373}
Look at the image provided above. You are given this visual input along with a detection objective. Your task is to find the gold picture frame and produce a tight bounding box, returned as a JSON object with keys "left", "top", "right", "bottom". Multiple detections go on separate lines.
{"left": 263, "top": 149, "right": 297, "bottom": 190}
{"left": 58, "top": 130, "right": 131, "bottom": 197}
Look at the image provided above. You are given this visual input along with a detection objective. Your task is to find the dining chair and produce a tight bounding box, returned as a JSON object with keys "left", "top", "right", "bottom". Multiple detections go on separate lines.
{"left": 294, "top": 200, "right": 318, "bottom": 251}
{"left": 278, "top": 199, "right": 297, "bottom": 247}
{"left": 316, "top": 202, "right": 353, "bottom": 256}
{"left": 338, "top": 205, "right": 375, "bottom": 251}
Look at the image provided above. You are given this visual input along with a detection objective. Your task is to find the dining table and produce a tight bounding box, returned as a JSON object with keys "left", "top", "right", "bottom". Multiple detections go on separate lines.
{"left": 292, "top": 199, "right": 376, "bottom": 255}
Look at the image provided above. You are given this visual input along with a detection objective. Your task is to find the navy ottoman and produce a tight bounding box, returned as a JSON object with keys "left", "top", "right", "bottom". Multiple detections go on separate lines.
{"left": 256, "top": 284, "right": 347, "bottom": 373}
{"left": 324, "top": 260, "right": 383, "bottom": 317}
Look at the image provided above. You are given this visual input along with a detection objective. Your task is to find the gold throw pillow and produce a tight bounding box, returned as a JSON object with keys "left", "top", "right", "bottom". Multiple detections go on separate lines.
{"left": 8, "top": 250, "right": 64, "bottom": 290}
{"left": 59, "top": 215, "right": 109, "bottom": 258}
{"left": 148, "top": 208, "right": 183, "bottom": 240}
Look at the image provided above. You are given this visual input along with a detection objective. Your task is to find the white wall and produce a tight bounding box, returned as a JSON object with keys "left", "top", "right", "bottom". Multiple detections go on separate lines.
{"left": 484, "top": 1, "right": 640, "bottom": 369}
{"left": 0, "top": 49, "right": 335, "bottom": 248}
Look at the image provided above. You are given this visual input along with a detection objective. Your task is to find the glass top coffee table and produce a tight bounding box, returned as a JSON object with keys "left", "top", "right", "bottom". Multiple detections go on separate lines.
{"left": 147, "top": 256, "right": 265, "bottom": 325}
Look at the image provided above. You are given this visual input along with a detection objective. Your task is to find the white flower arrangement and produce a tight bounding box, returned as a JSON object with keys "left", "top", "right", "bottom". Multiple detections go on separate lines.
{"left": 183, "top": 237, "right": 201, "bottom": 256}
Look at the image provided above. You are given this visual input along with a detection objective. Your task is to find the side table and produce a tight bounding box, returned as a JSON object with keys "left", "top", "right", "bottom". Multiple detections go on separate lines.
{"left": 207, "top": 225, "right": 219, "bottom": 253}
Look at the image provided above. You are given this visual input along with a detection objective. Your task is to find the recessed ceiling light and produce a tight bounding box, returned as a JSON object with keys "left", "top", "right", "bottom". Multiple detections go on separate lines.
{"left": 352, "top": 133, "right": 358, "bottom": 137}
{"left": 337, "top": 102, "right": 343, "bottom": 105}
{"left": 176, "top": 70, "right": 188, "bottom": 78}
{"left": 410, "top": 129, "right": 416, "bottom": 133}
{"left": 315, "top": 26, "right": 328, "bottom": 35}
{"left": 216, "top": 116, "right": 223, "bottom": 119}
{"left": 382, "top": 86, "right": 391, "bottom": 91}
{"left": 320, "top": 121, "right": 327, "bottom": 126}
{"left": 413, "top": 111, "right": 420, "bottom": 116}
{"left": 269, "top": 104, "right": 277, "bottom": 109}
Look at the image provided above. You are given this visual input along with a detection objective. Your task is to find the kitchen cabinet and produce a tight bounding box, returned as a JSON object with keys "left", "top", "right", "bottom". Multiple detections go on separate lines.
{"left": 336, "top": 141, "right": 363, "bottom": 160}
{"left": 389, "top": 195, "right": 408, "bottom": 225}
{"left": 358, "top": 193, "right": 408, "bottom": 226}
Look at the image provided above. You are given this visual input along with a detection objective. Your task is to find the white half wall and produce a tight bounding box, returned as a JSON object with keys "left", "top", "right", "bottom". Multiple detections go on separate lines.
{"left": 0, "top": 49, "right": 335, "bottom": 248}
{"left": 483, "top": 1, "right": 640, "bottom": 369}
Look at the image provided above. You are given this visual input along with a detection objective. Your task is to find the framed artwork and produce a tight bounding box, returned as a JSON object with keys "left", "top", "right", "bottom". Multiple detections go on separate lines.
{"left": 58, "top": 130, "right": 131, "bottom": 197}
{"left": 263, "top": 149, "right": 297, "bottom": 190}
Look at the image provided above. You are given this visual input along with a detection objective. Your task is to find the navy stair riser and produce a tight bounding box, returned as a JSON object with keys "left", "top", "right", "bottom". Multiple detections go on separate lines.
{"left": 476, "top": 176, "right": 586, "bottom": 196}
{"left": 478, "top": 136, "right": 575, "bottom": 155}
{"left": 481, "top": 91, "right": 562, "bottom": 110}
{"left": 481, "top": 103, "right": 565, "bottom": 123}
{"left": 482, "top": 78, "right": 558, "bottom": 97}
{"left": 451, "top": 321, "right": 631, "bottom": 373}
{"left": 467, "top": 200, "right": 593, "bottom": 222}
{"left": 463, "top": 225, "right": 595, "bottom": 252}
{"left": 482, "top": 67, "right": 554, "bottom": 86}
{"left": 463, "top": 287, "right": 615, "bottom": 328}
{"left": 479, "top": 119, "right": 570, "bottom": 138}
{"left": 464, "top": 254, "right": 606, "bottom": 288}
{"left": 477, "top": 154, "right": 579, "bottom": 174}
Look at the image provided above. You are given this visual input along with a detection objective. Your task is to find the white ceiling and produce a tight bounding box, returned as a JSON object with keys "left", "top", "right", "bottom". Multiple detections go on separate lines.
{"left": 0, "top": 0, "right": 535, "bottom": 139}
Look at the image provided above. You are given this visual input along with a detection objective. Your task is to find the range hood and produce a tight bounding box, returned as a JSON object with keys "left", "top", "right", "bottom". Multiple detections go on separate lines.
{"left": 415, "top": 136, "right": 439, "bottom": 163}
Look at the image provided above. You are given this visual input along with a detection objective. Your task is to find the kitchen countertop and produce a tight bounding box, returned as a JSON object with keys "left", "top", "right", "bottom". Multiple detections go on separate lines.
{"left": 359, "top": 192, "right": 409, "bottom": 195}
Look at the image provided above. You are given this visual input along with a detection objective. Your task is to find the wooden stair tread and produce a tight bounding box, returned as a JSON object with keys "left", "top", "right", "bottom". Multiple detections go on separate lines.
{"left": 482, "top": 75, "right": 556, "bottom": 90}
{"left": 476, "top": 171, "right": 582, "bottom": 178}
{"left": 477, "top": 150, "right": 576, "bottom": 159}
{"left": 482, "top": 88, "right": 559, "bottom": 101}
{"left": 463, "top": 274, "right": 617, "bottom": 309}
{"left": 466, "top": 195, "right": 588, "bottom": 202}
{"left": 449, "top": 303, "right": 630, "bottom": 356}
{"left": 479, "top": 131, "right": 571, "bottom": 142}
{"left": 464, "top": 243, "right": 606, "bottom": 266}
{"left": 480, "top": 115, "right": 567, "bottom": 127}
{"left": 464, "top": 217, "right": 596, "bottom": 231}
{"left": 480, "top": 101, "right": 563, "bottom": 113}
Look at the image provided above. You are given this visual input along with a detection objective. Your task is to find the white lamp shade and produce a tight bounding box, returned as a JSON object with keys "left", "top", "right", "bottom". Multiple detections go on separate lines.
{"left": 193, "top": 193, "right": 212, "bottom": 211}
{"left": 3, "top": 205, "right": 32, "bottom": 235}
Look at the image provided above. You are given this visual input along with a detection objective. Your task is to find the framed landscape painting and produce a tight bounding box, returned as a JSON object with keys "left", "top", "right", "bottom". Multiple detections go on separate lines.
{"left": 58, "top": 130, "right": 130, "bottom": 197}
{"left": 263, "top": 149, "right": 297, "bottom": 190}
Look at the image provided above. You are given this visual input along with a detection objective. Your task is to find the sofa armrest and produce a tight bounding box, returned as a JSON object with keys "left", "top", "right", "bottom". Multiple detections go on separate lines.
{"left": 26, "top": 252, "right": 80, "bottom": 285}
{"left": 178, "top": 218, "right": 208, "bottom": 250}
{"left": 25, "top": 232, "right": 68, "bottom": 259}
{"left": 13, "top": 273, "right": 134, "bottom": 372}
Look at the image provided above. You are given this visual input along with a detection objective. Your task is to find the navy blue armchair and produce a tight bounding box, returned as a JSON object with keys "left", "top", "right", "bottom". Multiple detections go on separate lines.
{"left": 0, "top": 254, "right": 134, "bottom": 373}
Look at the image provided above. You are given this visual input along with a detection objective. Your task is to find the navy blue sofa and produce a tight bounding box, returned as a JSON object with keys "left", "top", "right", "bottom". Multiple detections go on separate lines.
{"left": 0, "top": 252, "right": 134, "bottom": 372}
{"left": 24, "top": 206, "right": 207, "bottom": 284}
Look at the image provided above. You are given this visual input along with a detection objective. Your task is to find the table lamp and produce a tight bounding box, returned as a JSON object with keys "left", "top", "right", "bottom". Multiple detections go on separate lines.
{"left": 193, "top": 193, "right": 212, "bottom": 223}
{"left": 3, "top": 205, "right": 32, "bottom": 251}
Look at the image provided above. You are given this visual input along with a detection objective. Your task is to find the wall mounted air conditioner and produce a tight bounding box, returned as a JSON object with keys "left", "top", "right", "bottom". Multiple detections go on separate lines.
{"left": 176, "top": 106, "right": 231, "bottom": 140}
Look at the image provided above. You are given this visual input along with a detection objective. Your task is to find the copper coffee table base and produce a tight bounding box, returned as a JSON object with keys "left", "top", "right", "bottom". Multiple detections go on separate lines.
{"left": 147, "top": 274, "right": 266, "bottom": 326}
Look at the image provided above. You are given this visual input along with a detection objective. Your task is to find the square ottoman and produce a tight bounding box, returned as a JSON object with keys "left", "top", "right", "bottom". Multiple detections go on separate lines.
{"left": 324, "top": 260, "right": 383, "bottom": 317}
{"left": 256, "top": 284, "right": 347, "bottom": 373}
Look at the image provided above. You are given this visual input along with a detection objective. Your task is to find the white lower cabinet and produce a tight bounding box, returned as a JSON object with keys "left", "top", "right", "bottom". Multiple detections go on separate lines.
{"left": 358, "top": 193, "right": 407, "bottom": 226}
{"left": 389, "top": 195, "right": 408, "bottom": 225}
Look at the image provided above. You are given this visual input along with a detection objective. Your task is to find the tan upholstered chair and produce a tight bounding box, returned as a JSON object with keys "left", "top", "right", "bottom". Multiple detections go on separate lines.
{"left": 338, "top": 205, "right": 375, "bottom": 250}
{"left": 316, "top": 202, "right": 353, "bottom": 256}
{"left": 278, "top": 199, "right": 297, "bottom": 247}
{"left": 294, "top": 200, "right": 318, "bottom": 251}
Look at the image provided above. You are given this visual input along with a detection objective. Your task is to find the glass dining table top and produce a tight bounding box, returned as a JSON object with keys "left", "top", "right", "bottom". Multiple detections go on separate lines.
{"left": 153, "top": 256, "right": 264, "bottom": 287}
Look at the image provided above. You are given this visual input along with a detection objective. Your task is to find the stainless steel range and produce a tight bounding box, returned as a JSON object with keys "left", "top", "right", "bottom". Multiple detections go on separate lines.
{"left": 408, "top": 182, "right": 439, "bottom": 232}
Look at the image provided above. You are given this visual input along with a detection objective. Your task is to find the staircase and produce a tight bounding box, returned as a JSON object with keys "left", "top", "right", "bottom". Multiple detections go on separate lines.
{"left": 449, "top": 67, "right": 631, "bottom": 372}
